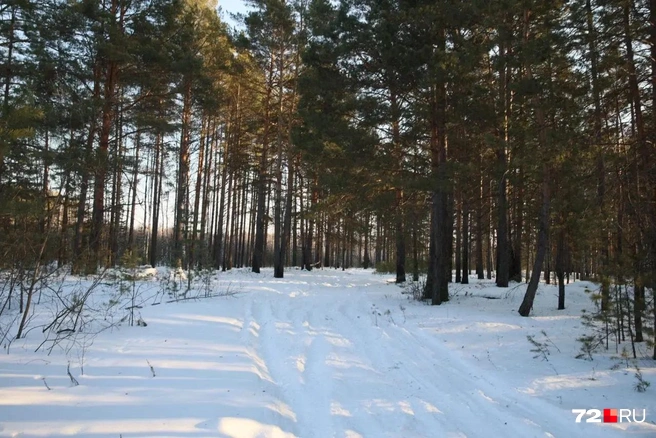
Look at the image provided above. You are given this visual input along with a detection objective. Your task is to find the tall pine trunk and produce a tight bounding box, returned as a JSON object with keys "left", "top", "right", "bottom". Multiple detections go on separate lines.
{"left": 455, "top": 198, "right": 462, "bottom": 283}
{"left": 127, "top": 132, "right": 140, "bottom": 251}
{"left": 253, "top": 58, "right": 274, "bottom": 273}
{"left": 461, "top": 201, "right": 469, "bottom": 284}
{"left": 273, "top": 47, "right": 286, "bottom": 278}
{"left": 623, "top": 0, "right": 646, "bottom": 342}
{"left": 519, "top": 165, "right": 550, "bottom": 316}
{"left": 476, "top": 160, "right": 485, "bottom": 279}
{"left": 73, "top": 63, "right": 99, "bottom": 271}
{"left": 214, "top": 121, "right": 229, "bottom": 270}
{"left": 90, "top": 0, "right": 122, "bottom": 271}
{"left": 109, "top": 92, "right": 124, "bottom": 266}
{"left": 390, "top": 92, "right": 406, "bottom": 283}
{"left": 495, "top": 35, "right": 510, "bottom": 288}
{"left": 173, "top": 79, "right": 192, "bottom": 267}
{"left": 190, "top": 116, "right": 208, "bottom": 268}
{"left": 518, "top": 10, "right": 551, "bottom": 316}
{"left": 90, "top": 64, "right": 117, "bottom": 269}
{"left": 510, "top": 169, "right": 523, "bottom": 282}
{"left": 149, "top": 133, "right": 164, "bottom": 268}
{"left": 556, "top": 226, "right": 565, "bottom": 310}
{"left": 426, "top": 53, "right": 450, "bottom": 305}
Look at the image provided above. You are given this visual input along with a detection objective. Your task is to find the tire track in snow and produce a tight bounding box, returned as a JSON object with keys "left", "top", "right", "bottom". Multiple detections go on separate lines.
{"left": 240, "top": 296, "right": 299, "bottom": 434}
{"left": 333, "top": 293, "right": 544, "bottom": 437}
{"left": 238, "top": 298, "right": 263, "bottom": 386}
{"left": 273, "top": 280, "right": 522, "bottom": 437}
{"left": 251, "top": 294, "right": 341, "bottom": 437}
{"left": 249, "top": 298, "right": 300, "bottom": 430}
{"left": 339, "top": 290, "right": 625, "bottom": 438}
{"left": 269, "top": 283, "right": 361, "bottom": 437}
{"left": 301, "top": 322, "right": 334, "bottom": 436}
{"left": 264, "top": 291, "right": 338, "bottom": 437}
{"left": 397, "top": 323, "right": 603, "bottom": 437}
{"left": 332, "top": 296, "right": 448, "bottom": 438}
{"left": 241, "top": 273, "right": 627, "bottom": 438}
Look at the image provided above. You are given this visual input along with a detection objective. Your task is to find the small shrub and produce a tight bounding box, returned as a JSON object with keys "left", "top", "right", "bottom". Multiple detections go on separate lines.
{"left": 406, "top": 279, "right": 426, "bottom": 301}
{"left": 634, "top": 365, "right": 650, "bottom": 392}
{"left": 374, "top": 260, "right": 396, "bottom": 274}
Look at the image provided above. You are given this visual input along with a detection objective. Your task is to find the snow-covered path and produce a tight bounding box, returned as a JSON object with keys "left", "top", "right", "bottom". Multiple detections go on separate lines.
{"left": 235, "top": 273, "right": 557, "bottom": 438}
{"left": 0, "top": 269, "right": 654, "bottom": 437}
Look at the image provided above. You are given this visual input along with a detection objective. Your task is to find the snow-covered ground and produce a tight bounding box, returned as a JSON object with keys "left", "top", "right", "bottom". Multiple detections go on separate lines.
{"left": 0, "top": 268, "right": 654, "bottom": 437}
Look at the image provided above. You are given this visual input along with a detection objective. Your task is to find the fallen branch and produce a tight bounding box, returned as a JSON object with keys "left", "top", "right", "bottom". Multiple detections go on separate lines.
{"left": 165, "top": 292, "right": 237, "bottom": 304}
{"left": 67, "top": 363, "right": 79, "bottom": 386}
{"left": 147, "top": 359, "right": 156, "bottom": 377}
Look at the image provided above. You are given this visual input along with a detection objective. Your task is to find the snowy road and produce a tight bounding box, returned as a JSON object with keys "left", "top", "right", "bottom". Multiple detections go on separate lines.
{"left": 0, "top": 269, "right": 653, "bottom": 437}
{"left": 210, "top": 271, "right": 623, "bottom": 438}
{"left": 236, "top": 273, "right": 555, "bottom": 438}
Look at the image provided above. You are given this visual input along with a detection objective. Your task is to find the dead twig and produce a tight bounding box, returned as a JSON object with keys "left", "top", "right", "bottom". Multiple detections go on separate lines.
{"left": 147, "top": 359, "right": 156, "bottom": 377}
{"left": 67, "top": 363, "right": 79, "bottom": 386}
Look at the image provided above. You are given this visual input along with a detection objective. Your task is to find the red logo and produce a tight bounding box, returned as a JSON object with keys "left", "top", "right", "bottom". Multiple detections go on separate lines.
{"left": 573, "top": 408, "right": 645, "bottom": 423}
{"left": 604, "top": 409, "right": 618, "bottom": 423}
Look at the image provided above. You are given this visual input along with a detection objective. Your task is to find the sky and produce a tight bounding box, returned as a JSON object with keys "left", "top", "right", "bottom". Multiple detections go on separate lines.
{"left": 217, "top": 0, "right": 251, "bottom": 28}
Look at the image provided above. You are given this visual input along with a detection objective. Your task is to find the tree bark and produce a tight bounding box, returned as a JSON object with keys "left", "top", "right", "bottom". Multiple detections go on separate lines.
{"left": 495, "top": 35, "right": 510, "bottom": 288}
{"left": 109, "top": 91, "right": 124, "bottom": 266}
{"left": 623, "top": 0, "right": 646, "bottom": 342}
{"left": 149, "top": 133, "right": 164, "bottom": 268}
{"left": 412, "top": 217, "right": 419, "bottom": 282}
{"left": 510, "top": 169, "right": 523, "bottom": 282}
{"left": 253, "top": 57, "right": 274, "bottom": 273}
{"left": 127, "top": 132, "right": 140, "bottom": 252}
{"left": 455, "top": 198, "right": 462, "bottom": 283}
{"left": 273, "top": 44, "right": 287, "bottom": 278}
{"left": 476, "top": 162, "right": 485, "bottom": 279}
{"left": 518, "top": 10, "right": 551, "bottom": 316}
{"left": 173, "top": 78, "right": 192, "bottom": 267}
{"left": 425, "top": 56, "right": 449, "bottom": 304}
{"left": 363, "top": 211, "right": 371, "bottom": 269}
{"left": 461, "top": 200, "right": 469, "bottom": 284}
{"left": 324, "top": 219, "right": 331, "bottom": 268}
{"left": 556, "top": 226, "right": 565, "bottom": 310}
{"left": 390, "top": 91, "right": 406, "bottom": 283}
{"left": 72, "top": 63, "right": 99, "bottom": 271}
{"left": 90, "top": 0, "right": 121, "bottom": 271}
{"left": 519, "top": 166, "right": 550, "bottom": 316}
{"left": 214, "top": 123, "right": 229, "bottom": 270}
{"left": 190, "top": 115, "right": 208, "bottom": 268}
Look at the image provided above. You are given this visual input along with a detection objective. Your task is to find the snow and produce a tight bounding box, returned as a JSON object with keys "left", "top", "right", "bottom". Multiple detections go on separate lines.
{"left": 0, "top": 268, "right": 654, "bottom": 437}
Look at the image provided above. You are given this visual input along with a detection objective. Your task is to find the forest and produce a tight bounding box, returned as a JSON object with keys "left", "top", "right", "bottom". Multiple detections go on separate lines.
{"left": 0, "top": 0, "right": 655, "bottom": 354}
